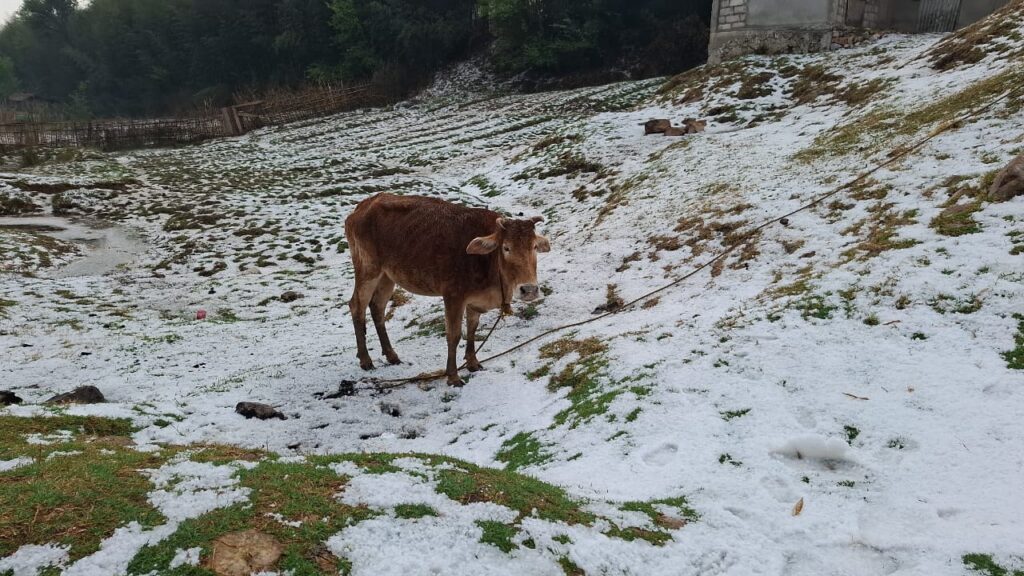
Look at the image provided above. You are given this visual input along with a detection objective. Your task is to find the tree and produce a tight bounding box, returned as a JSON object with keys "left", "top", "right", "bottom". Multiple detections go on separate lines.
{"left": 0, "top": 56, "right": 17, "bottom": 98}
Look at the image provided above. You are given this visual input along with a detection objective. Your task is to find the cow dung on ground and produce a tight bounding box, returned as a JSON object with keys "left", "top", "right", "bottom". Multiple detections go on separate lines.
{"left": 989, "top": 153, "right": 1024, "bottom": 202}
{"left": 45, "top": 386, "right": 105, "bottom": 405}
{"left": 207, "top": 530, "right": 283, "bottom": 576}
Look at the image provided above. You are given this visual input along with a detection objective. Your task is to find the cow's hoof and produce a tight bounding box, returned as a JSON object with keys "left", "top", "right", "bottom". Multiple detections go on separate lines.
{"left": 447, "top": 377, "right": 466, "bottom": 387}
{"left": 385, "top": 352, "right": 401, "bottom": 365}
{"left": 465, "top": 361, "right": 482, "bottom": 372}
{"left": 359, "top": 358, "right": 375, "bottom": 371}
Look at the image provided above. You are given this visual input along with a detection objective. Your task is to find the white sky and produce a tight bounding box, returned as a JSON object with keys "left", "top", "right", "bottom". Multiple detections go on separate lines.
{"left": 0, "top": 0, "right": 20, "bottom": 25}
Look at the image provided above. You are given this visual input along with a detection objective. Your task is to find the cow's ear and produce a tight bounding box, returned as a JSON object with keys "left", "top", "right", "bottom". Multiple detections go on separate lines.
{"left": 467, "top": 233, "right": 500, "bottom": 255}
{"left": 535, "top": 235, "right": 551, "bottom": 253}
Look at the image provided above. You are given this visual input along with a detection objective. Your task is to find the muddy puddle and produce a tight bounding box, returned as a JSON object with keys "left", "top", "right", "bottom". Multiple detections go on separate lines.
{"left": 0, "top": 215, "right": 149, "bottom": 277}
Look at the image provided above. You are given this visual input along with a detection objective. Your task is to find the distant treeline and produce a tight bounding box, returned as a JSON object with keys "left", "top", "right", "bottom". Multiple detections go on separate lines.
{"left": 0, "top": 0, "right": 711, "bottom": 118}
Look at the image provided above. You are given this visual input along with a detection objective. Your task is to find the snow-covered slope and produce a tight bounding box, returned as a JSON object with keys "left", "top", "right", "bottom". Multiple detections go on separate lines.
{"left": 2, "top": 4, "right": 1024, "bottom": 574}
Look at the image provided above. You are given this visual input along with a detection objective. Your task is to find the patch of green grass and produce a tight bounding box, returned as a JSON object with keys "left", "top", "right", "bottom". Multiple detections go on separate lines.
{"left": 720, "top": 409, "right": 750, "bottom": 421}
{"left": 1002, "top": 314, "right": 1024, "bottom": 370}
{"left": 518, "top": 303, "right": 540, "bottom": 320}
{"left": 719, "top": 453, "right": 742, "bottom": 466}
{"left": 312, "top": 453, "right": 403, "bottom": 475}
{"left": 0, "top": 298, "right": 16, "bottom": 318}
{"left": 536, "top": 336, "right": 625, "bottom": 429}
{"left": 863, "top": 314, "right": 880, "bottom": 326}
{"left": 476, "top": 520, "right": 518, "bottom": 553}
{"left": 214, "top": 308, "right": 241, "bottom": 323}
{"left": 931, "top": 201, "right": 983, "bottom": 236}
{"left": 963, "top": 553, "right": 1024, "bottom": 576}
{"left": 189, "top": 445, "right": 268, "bottom": 466}
{"left": 842, "top": 204, "right": 919, "bottom": 260}
{"left": 559, "top": 556, "right": 585, "bottom": 575}
{"left": 393, "top": 504, "right": 437, "bottom": 519}
{"left": 606, "top": 496, "right": 698, "bottom": 545}
{"left": 798, "top": 67, "right": 1024, "bottom": 161}
{"left": 465, "top": 174, "right": 503, "bottom": 198}
{"left": 736, "top": 71, "right": 774, "bottom": 99}
{"left": 794, "top": 294, "right": 838, "bottom": 320}
{"left": 928, "top": 293, "right": 983, "bottom": 315}
{"left": 0, "top": 416, "right": 170, "bottom": 564}
{"left": 434, "top": 462, "right": 594, "bottom": 525}
{"left": 621, "top": 497, "right": 698, "bottom": 526}
{"left": 496, "top": 432, "right": 552, "bottom": 471}
{"left": 844, "top": 425, "right": 860, "bottom": 444}
{"left": 624, "top": 408, "right": 641, "bottom": 423}
{"left": 128, "top": 459, "right": 376, "bottom": 576}
{"left": 837, "top": 480, "right": 856, "bottom": 488}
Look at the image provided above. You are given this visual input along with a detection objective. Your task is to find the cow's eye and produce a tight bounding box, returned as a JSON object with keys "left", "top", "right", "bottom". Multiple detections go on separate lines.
{"left": 503, "top": 245, "right": 510, "bottom": 253}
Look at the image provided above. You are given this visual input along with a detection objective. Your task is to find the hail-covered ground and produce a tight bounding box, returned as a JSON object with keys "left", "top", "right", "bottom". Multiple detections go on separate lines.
{"left": 2, "top": 6, "right": 1024, "bottom": 576}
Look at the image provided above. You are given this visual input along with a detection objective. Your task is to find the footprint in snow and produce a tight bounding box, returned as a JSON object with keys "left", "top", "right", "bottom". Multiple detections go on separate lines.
{"left": 642, "top": 442, "right": 678, "bottom": 466}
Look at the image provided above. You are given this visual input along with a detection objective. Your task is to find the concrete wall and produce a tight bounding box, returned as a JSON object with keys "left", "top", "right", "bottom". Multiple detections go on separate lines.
{"left": 706, "top": 0, "right": 1007, "bottom": 64}
{"left": 708, "top": 0, "right": 837, "bottom": 63}
{"left": 746, "top": 0, "right": 835, "bottom": 27}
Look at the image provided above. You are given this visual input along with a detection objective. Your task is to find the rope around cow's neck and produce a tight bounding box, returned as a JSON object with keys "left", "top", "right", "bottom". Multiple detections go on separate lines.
{"left": 366, "top": 79, "right": 1024, "bottom": 392}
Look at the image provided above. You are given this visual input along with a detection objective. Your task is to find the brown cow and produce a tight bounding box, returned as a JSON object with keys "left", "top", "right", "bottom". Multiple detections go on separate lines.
{"left": 344, "top": 193, "right": 550, "bottom": 386}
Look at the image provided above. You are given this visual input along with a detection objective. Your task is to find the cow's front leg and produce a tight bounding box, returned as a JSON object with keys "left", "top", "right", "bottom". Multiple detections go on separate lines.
{"left": 465, "top": 308, "right": 482, "bottom": 372}
{"left": 443, "top": 296, "right": 466, "bottom": 386}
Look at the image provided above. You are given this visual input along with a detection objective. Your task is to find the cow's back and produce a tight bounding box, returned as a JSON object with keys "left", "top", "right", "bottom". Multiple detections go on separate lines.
{"left": 345, "top": 194, "right": 498, "bottom": 296}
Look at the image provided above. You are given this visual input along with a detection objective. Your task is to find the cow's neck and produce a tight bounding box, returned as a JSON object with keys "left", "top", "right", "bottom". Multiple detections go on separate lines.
{"left": 491, "top": 253, "right": 513, "bottom": 315}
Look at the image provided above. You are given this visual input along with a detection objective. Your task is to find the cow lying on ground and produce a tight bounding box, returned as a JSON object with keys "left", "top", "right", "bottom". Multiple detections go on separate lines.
{"left": 344, "top": 193, "right": 550, "bottom": 386}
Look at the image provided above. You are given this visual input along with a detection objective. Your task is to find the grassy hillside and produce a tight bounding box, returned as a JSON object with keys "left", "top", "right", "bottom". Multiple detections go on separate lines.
{"left": 2, "top": 4, "right": 1024, "bottom": 574}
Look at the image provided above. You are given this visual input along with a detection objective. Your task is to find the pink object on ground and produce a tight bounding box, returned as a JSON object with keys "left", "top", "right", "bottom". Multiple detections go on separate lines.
{"left": 196, "top": 309, "right": 207, "bottom": 320}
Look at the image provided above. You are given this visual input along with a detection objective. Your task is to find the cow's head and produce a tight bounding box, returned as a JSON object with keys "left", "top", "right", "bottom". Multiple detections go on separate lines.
{"left": 466, "top": 216, "right": 550, "bottom": 302}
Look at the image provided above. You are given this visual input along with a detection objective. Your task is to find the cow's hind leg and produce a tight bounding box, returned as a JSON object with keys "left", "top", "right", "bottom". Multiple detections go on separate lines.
{"left": 349, "top": 273, "right": 381, "bottom": 371}
{"left": 464, "top": 308, "right": 482, "bottom": 372}
{"left": 442, "top": 296, "right": 466, "bottom": 386}
{"left": 370, "top": 276, "right": 400, "bottom": 365}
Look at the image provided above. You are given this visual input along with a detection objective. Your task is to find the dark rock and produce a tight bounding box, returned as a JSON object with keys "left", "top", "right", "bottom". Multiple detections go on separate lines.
{"left": 780, "top": 217, "right": 790, "bottom": 226}
{"left": 322, "top": 380, "right": 356, "bottom": 399}
{"left": 989, "top": 153, "right": 1024, "bottom": 202}
{"left": 235, "top": 402, "right": 287, "bottom": 421}
{"left": 380, "top": 402, "right": 401, "bottom": 417}
{"left": 1, "top": 391, "right": 23, "bottom": 406}
{"left": 45, "top": 386, "right": 105, "bottom": 405}
{"left": 643, "top": 119, "right": 672, "bottom": 135}
{"left": 280, "top": 291, "right": 303, "bottom": 303}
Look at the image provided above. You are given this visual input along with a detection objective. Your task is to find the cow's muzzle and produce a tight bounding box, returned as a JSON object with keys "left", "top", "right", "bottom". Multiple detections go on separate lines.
{"left": 518, "top": 284, "right": 540, "bottom": 302}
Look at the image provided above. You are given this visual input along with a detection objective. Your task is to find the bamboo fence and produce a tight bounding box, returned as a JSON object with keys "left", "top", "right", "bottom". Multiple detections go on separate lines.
{"left": 0, "top": 83, "right": 381, "bottom": 153}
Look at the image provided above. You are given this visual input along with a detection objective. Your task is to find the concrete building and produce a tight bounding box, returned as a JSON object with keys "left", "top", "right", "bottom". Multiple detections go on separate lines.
{"left": 708, "top": 0, "right": 1008, "bottom": 63}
